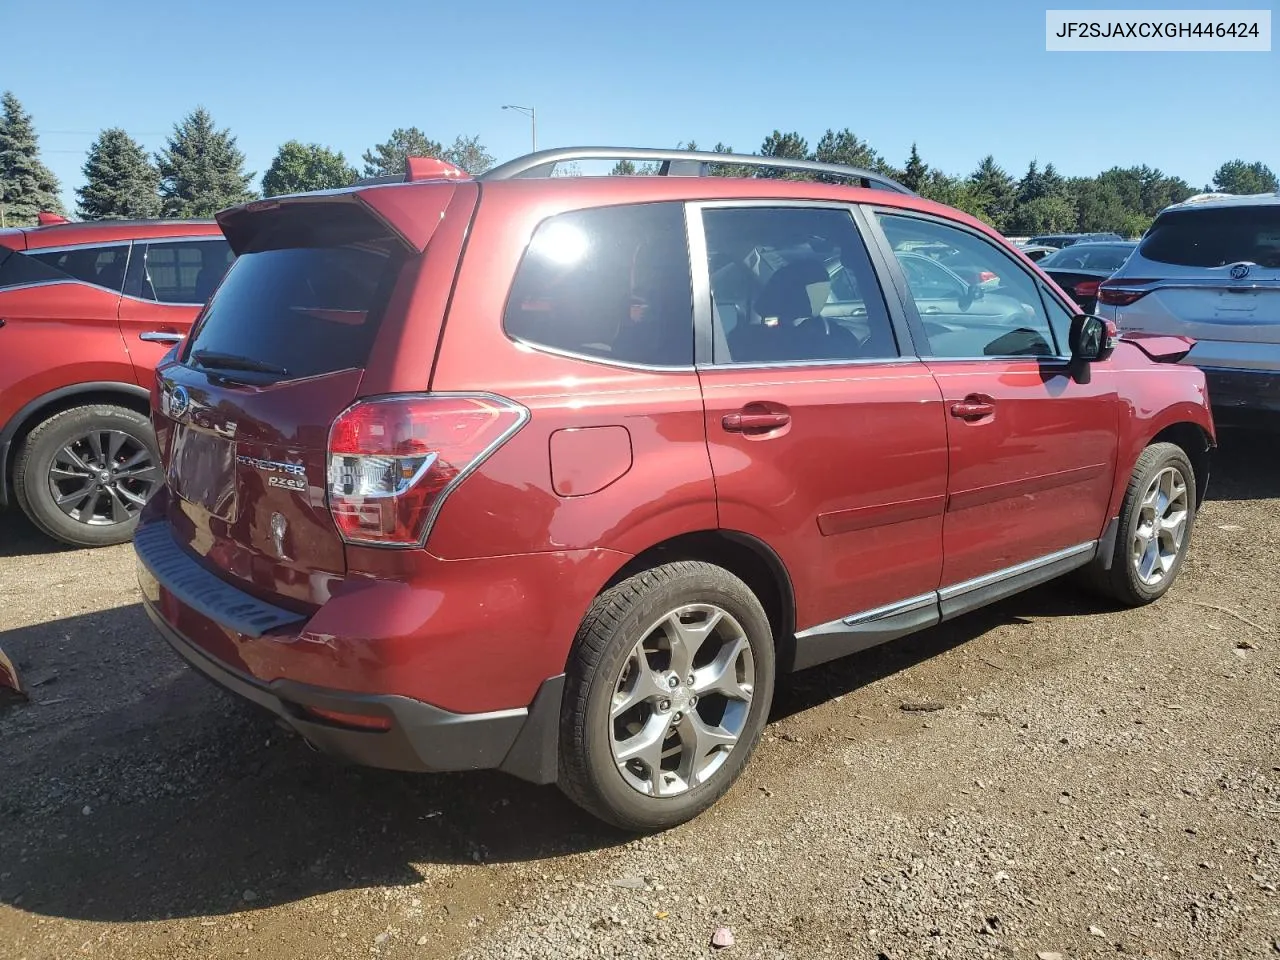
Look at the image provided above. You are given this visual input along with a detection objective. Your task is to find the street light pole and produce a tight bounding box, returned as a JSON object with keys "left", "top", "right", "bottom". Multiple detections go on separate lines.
{"left": 502, "top": 104, "right": 536, "bottom": 153}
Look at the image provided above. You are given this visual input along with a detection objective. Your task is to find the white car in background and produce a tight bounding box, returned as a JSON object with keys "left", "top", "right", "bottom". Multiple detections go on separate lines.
{"left": 1098, "top": 193, "right": 1280, "bottom": 422}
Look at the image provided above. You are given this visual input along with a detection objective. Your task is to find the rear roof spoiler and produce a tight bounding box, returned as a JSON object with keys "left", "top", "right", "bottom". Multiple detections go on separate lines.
{"left": 216, "top": 180, "right": 467, "bottom": 255}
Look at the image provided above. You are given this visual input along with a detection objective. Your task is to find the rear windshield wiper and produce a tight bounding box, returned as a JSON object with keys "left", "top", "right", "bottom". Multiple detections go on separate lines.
{"left": 190, "top": 349, "right": 288, "bottom": 377}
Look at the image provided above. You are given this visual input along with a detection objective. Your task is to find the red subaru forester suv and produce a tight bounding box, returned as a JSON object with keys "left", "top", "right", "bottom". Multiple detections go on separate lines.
{"left": 0, "top": 216, "right": 234, "bottom": 547}
{"left": 136, "top": 149, "right": 1214, "bottom": 831}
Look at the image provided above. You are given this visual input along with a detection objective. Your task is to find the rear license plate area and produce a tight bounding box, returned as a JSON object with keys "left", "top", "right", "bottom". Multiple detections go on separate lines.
{"left": 167, "top": 424, "right": 237, "bottom": 521}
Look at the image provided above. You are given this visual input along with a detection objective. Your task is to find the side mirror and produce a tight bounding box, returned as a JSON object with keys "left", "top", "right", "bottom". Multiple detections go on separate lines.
{"left": 1067, "top": 314, "right": 1116, "bottom": 382}
{"left": 1068, "top": 313, "right": 1116, "bottom": 363}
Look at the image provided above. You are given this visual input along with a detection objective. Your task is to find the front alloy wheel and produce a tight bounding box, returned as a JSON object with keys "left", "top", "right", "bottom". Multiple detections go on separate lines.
{"left": 1130, "top": 465, "right": 1189, "bottom": 587}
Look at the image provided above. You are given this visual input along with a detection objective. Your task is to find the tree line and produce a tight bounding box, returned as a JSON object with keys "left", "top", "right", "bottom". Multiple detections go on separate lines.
{"left": 2, "top": 91, "right": 1276, "bottom": 236}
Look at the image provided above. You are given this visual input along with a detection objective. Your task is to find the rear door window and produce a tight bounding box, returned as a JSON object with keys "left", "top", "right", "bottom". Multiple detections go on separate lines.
{"left": 23, "top": 243, "right": 130, "bottom": 292}
{"left": 503, "top": 202, "right": 694, "bottom": 367}
{"left": 138, "top": 239, "right": 235, "bottom": 304}
{"left": 1139, "top": 206, "right": 1280, "bottom": 268}
{"left": 700, "top": 205, "right": 898, "bottom": 364}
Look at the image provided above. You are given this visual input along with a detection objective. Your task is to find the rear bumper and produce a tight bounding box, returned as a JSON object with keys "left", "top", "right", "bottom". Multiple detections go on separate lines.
{"left": 135, "top": 520, "right": 567, "bottom": 783}
{"left": 1201, "top": 366, "right": 1280, "bottom": 416}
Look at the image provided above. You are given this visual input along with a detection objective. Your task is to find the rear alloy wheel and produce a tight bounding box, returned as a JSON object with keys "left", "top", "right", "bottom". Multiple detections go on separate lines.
{"left": 13, "top": 404, "right": 162, "bottom": 548}
{"left": 558, "top": 561, "right": 775, "bottom": 832}
{"left": 1082, "top": 441, "right": 1197, "bottom": 607}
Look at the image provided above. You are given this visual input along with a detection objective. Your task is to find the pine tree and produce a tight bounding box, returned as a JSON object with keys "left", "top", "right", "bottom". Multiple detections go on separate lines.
{"left": 361, "top": 128, "right": 444, "bottom": 178}
{"left": 610, "top": 159, "right": 637, "bottom": 176}
{"left": 902, "top": 143, "right": 928, "bottom": 192}
{"left": 262, "top": 141, "right": 357, "bottom": 197}
{"left": 0, "top": 91, "right": 64, "bottom": 226}
{"left": 967, "top": 156, "right": 1017, "bottom": 232}
{"left": 156, "top": 107, "right": 255, "bottom": 217}
{"left": 756, "top": 130, "right": 810, "bottom": 179}
{"left": 441, "top": 135, "right": 494, "bottom": 175}
{"left": 77, "top": 128, "right": 160, "bottom": 219}
{"left": 813, "top": 128, "right": 892, "bottom": 182}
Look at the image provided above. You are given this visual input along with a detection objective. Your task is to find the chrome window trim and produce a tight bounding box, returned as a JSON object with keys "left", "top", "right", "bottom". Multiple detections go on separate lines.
{"left": 506, "top": 335, "right": 697, "bottom": 374}
{"left": 27, "top": 235, "right": 220, "bottom": 256}
{"left": 685, "top": 198, "right": 907, "bottom": 368}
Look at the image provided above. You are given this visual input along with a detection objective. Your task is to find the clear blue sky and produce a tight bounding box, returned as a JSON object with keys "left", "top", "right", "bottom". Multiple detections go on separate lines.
{"left": 5, "top": 0, "right": 1276, "bottom": 213}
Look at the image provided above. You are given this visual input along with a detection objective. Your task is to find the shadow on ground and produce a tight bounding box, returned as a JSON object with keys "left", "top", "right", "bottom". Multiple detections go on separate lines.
{"left": 0, "top": 426, "right": 1274, "bottom": 924}
{"left": 0, "top": 509, "right": 76, "bottom": 559}
{"left": 1205, "top": 425, "right": 1280, "bottom": 502}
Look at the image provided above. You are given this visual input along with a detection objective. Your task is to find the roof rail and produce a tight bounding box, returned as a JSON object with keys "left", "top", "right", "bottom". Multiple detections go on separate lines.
{"left": 478, "top": 147, "right": 916, "bottom": 195}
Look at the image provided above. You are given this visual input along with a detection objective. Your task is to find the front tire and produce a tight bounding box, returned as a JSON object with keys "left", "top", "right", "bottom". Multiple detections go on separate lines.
{"left": 1085, "top": 442, "right": 1197, "bottom": 607}
{"left": 558, "top": 561, "right": 776, "bottom": 832}
{"left": 12, "top": 404, "right": 163, "bottom": 548}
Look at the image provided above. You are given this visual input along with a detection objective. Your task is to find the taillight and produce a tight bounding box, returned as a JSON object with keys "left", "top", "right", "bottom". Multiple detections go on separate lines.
{"left": 326, "top": 394, "right": 528, "bottom": 547}
{"left": 1098, "top": 278, "right": 1157, "bottom": 306}
{"left": 1073, "top": 279, "right": 1101, "bottom": 299}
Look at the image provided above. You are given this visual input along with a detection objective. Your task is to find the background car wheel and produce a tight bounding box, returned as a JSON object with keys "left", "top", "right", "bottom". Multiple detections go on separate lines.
{"left": 1083, "top": 442, "right": 1197, "bottom": 607}
{"left": 558, "top": 561, "right": 776, "bottom": 832}
{"left": 13, "top": 404, "right": 162, "bottom": 548}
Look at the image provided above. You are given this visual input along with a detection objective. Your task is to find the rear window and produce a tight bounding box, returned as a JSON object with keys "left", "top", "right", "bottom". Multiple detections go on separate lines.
{"left": 1140, "top": 206, "right": 1280, "bottom": 268}
{"left": 1039, "top": 244, "right": 1135, "bottom": 271}
{"left": 183, "top": 242, "right": 405, "bottom": 380}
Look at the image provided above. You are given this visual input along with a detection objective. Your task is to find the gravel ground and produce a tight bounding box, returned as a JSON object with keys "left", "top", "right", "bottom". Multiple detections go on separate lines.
{"left": 1, "top": 429, "right": 1277, "bottom": 960}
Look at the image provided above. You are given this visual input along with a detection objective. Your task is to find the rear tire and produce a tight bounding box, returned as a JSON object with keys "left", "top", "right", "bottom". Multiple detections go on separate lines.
{"left": 13, "top": 404, "right": 162, "bottom": 548}
{"left": 1083, "top": 442, "right": 1196, "bottom": 607}
{"left": 557, "top": 561, "right": 775, "bottom": 832}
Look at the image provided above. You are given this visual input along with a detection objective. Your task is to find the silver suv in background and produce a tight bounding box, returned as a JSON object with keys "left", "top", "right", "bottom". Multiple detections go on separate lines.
{"left": 1098, "top": 194, "right": 1280, "bottom": 421}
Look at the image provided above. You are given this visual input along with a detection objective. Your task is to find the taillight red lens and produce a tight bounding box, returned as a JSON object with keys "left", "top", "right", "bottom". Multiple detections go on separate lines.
{"left": 1074, "top": 280, "right": 1100, "bottom": 299}
{"left": 326, "top": 394, "right": 528, "bottom": 546}
{"left": 1097, "top": 279, "right": 1156, "bottom": 306}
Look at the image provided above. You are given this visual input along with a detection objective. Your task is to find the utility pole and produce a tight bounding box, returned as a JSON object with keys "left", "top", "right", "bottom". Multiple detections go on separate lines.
{"left": 502, "top": 105, "right": 536, "bottom": 153}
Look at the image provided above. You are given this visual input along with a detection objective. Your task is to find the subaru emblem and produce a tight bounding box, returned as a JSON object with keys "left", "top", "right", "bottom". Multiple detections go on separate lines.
{"left": 1230, "top": 263, "right": 1250, "bottom": 280}
{"left": 169, "top": 385, "right": 190, "bottom": 420}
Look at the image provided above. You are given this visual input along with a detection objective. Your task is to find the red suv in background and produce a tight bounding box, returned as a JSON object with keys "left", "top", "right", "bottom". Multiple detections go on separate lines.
{"left": 0, "top": 218, "right": 234, "bottom": 546}
{"left": 135, "top": 149, "right": 1214, "bottom": 832}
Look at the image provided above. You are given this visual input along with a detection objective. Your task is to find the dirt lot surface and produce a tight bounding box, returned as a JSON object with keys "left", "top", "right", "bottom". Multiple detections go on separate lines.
{"left": 1, "top": 430, "right": 1277, "bottom": 960}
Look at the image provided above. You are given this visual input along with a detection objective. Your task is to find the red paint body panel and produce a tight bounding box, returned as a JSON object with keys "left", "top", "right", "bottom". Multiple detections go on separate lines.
{"left": 927, "top": 359, "right": 1120, "bottom": 584}
{"left": 117, "top": 298, "right": 203, "bottom": 386}
{"left": 0, "top": 283, "right": 135, "bottom": 430}
{"left": 699, "top": 361, "right": 948, "bottom": 628}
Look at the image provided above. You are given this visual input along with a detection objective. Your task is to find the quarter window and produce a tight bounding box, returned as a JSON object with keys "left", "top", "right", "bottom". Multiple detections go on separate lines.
{"left": 701, "top": 206, "right": 897, "bottom": 364}
{"left": 141, "top": 239, "right": 235, "bottom": 304}
{"left": 878, "top": 214, "right": 1060, "bottom": 359}
{"left": 504, "top": 203, "right": 694, "bottom": 367}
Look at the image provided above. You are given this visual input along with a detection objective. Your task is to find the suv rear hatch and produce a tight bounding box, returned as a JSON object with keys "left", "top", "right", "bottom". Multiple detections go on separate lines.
{"left": 153, "top": 183, "right": 477, "bottom": 606}
{"left": 1102, "top": 203, "right": 1280, "bottom": 355}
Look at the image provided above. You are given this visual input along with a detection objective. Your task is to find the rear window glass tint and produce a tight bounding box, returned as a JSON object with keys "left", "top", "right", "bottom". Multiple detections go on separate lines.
{"left": 184, "top": 243, "right": 405, "bottom": 380}
{"left": 504, "top": 202, "right": 694, "bottom": 367}
{"left": 0, "top": 249, "right": 67, "bottom": 288}
{"left": 25, "top": 244, "right": 130, "bottom": 291}
{"left": 1140, "top": 206, "right": 1280, "bottom": 268}
{"left": 1039, "top": 244, "right": 1134, "bottom": 271}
